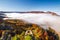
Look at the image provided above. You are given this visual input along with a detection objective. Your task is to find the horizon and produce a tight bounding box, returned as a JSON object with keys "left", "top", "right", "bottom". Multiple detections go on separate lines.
{"left": 0, "top": 0, "right": 60, "bottom": 15}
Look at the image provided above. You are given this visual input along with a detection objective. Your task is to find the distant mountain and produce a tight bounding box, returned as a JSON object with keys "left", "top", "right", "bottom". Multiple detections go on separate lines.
{"left": 0, "top": 11, "right": 59, "bottom": 16}
{"left": 0, "top": 12, "right": 7, "bottom": 19}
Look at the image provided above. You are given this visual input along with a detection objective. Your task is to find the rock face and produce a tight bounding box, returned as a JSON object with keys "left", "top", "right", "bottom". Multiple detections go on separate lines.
{"left": 2, "top": 19, "right": 59, "bottom": 40}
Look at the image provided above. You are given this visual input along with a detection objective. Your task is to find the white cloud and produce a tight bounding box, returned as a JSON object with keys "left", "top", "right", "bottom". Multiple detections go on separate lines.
{"left": 4, "top": 13, "right": 60, "bottom": 33}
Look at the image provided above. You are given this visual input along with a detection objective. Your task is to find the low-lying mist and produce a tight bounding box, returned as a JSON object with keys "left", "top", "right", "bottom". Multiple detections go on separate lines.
{"left": 4, "top": 13, "right": 60, "bottom": 34}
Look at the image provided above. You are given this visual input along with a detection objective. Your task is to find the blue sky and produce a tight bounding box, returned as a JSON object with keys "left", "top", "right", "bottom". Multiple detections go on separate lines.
{"left": 0, "top": 0, "right": 60, "bottom": 14}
